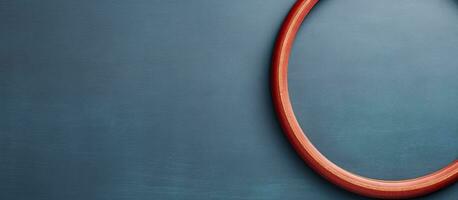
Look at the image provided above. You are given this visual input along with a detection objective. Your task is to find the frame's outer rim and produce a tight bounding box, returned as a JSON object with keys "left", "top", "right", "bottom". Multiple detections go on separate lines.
{"left": 271, "top": 0, "right": 458, "bottom": 199}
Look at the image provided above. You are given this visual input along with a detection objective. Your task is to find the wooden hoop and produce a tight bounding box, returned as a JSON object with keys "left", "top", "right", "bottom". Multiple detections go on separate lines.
{"left": 271, "top": 0, "right": 458, "bottom": 199}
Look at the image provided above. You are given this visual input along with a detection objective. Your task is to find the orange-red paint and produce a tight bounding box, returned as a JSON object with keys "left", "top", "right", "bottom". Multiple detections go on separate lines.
{"left": 271, "top": 0, "right": 458, "bottom": 199}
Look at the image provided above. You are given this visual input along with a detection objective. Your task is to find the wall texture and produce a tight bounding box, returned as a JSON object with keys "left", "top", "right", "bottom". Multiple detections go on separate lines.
{"left": 1, "top": 0, "right": 457, "bottom": 199}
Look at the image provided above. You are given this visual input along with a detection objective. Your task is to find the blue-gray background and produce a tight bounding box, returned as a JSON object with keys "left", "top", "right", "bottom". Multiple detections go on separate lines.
{"left": 1, "top": 0, "right": 457, "bottom": 199}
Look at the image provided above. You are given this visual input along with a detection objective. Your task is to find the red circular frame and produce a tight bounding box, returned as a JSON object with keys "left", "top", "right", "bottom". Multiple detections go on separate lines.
{"left": 271, "top": 0, "right": 458, "bottom": 199}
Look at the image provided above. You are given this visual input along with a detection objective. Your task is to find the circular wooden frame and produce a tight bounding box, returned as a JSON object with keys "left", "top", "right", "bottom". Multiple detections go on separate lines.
{"left": 271, "top": 0, "right": 458, "bottom": 199}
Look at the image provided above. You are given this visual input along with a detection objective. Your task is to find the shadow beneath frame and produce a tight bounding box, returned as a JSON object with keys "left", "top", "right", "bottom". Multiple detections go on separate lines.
{"left": 266, "top": 0, "right": 458, "bottom": 199}
{"left": 264, "top": 0, "right": 368, "bottom": 199}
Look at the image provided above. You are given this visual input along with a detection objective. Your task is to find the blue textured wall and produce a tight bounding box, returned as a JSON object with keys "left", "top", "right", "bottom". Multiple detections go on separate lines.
{"left": 1, "top": 0, "right": 457, "bottom": 199}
